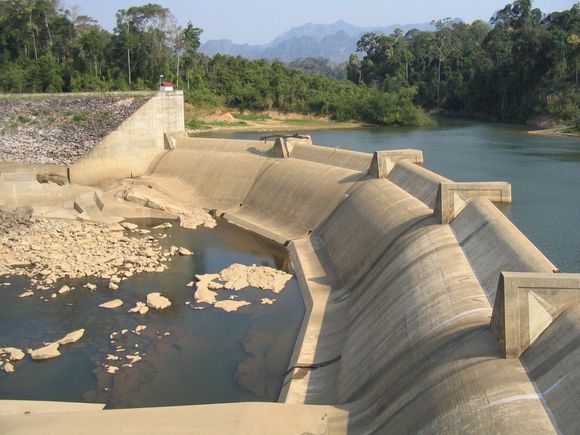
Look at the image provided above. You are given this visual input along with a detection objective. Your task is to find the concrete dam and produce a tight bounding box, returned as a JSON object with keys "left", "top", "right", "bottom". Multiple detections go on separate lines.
{"left": 1, "top": 92, "right": 580, "bottom": 434}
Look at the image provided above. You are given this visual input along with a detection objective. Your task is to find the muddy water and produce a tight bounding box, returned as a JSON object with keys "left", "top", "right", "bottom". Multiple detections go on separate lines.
{"left": 0, "top": 218, "right": 304, "bottom": 408}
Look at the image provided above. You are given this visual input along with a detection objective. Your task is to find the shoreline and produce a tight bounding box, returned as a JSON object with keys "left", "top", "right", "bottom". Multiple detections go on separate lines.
{"left": 186, "top": 118, "right": 367, "bottom": 135}
{"left": 527, "top": 128, "right": 580, "bottom": 138}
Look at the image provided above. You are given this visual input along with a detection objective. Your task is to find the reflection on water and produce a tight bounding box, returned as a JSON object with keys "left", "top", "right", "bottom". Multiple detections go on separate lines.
{"left": 0, "top": 218, "right": 304, "bottom": 408}
{"left": 218, "top": 119, "right": 580, "bottom": 272}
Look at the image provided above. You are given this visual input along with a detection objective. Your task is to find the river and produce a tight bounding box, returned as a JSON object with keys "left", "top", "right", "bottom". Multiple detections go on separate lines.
{"left": 213, "top": 118, "right": 580, "bottom": 272}
{"left": 0, "top": 218, "right": 304, "bottom": 408}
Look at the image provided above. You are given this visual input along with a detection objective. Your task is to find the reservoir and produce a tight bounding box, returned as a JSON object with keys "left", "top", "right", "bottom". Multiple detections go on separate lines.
{"left": 213, "top": 118, "right": 580, "bottom": 272}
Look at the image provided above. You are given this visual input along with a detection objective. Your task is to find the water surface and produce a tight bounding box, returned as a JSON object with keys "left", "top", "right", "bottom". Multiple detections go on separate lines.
{"left": 213, "top": 119, "right": 580, "bottom": 272}
{"left": 0, "top": 219, "right": 304, "bottom": 408}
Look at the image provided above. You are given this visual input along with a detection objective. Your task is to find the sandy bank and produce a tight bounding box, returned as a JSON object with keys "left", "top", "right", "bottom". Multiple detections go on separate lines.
{"left": 527, "top": 128, "right": 580, "bottom": 138}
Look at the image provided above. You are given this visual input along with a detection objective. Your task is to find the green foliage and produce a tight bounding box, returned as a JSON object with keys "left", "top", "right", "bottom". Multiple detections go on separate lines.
{"left": 184, "top": 54, "right": 430, "bottom": 126}
{"left": 185, "top": 119, "right": 207, "bottom": 129}
{"left": 0, "top": 0, "right": 576, "bottom": 128}
{"left": 353, "top": 1, "right": 579, "bottom": 124}
{"left": 287, "top": 57, "right": 346, "bottom": 79}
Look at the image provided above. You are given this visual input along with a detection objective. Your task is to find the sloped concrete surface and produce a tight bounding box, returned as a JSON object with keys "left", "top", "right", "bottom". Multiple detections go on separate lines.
{"left": 2, "top": 99, "right": 579, "bottom": 433}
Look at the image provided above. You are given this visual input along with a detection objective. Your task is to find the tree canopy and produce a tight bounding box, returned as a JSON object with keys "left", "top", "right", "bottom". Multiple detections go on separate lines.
{"left": 0, "top": 0, "right": 577, "bottom": 127}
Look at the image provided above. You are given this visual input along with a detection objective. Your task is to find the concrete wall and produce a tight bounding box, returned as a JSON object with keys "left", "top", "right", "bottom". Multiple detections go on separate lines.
{"left": 69, "top": 91, "right": 184, "bottom": 186}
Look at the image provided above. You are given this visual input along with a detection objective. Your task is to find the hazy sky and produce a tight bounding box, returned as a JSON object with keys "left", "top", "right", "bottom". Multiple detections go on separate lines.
{"left": 65, "top": 0, "right": 577, "bottom": 44}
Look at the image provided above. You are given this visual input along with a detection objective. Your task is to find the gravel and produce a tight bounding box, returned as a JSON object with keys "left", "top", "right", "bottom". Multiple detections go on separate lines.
{"left": 0, "top": 95, "right": 150, "bottom": 165}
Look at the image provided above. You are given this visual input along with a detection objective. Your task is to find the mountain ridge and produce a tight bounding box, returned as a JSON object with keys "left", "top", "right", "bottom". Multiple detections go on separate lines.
{"left": 200, "top": 20, "right": 438, "bottom": 62}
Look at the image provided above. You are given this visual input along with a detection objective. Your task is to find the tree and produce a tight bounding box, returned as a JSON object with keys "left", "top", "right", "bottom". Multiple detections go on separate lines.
{"left": 114, "top": 4, "right": 176, "bottom": 87}
{"left": 429, "top": 18, "right": 455, "bottom": 110}
{"left": 176, "top": 21, "right": 202, "bottom": 89}
{"left": 346, "top": 54, "right": 361, "bottom": 84}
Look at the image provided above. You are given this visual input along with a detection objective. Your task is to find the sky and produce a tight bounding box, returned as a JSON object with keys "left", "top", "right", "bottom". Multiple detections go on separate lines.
{"left": 65, "top": 0, "right": 578, "bottom": 45}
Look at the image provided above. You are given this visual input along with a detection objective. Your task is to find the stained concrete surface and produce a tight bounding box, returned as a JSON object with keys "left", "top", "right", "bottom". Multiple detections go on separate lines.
{"left": 2, "top": 94, "right": 580, "bottom": 434}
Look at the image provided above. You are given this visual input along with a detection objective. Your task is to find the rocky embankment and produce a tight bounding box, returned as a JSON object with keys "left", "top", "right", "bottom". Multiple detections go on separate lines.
{"left": 0, "top": 203, "right": 294, "bottom": 383}
{"left": 0, "top": 95, "right": 150, "bottom": 164}
{"left": 0, "top": 209, "right": 172, "bottom": 292}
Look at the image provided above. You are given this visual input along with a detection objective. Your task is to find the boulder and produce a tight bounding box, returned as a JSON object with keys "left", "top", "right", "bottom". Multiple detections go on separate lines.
{"left": 128, "top": 302, "right": 149, "bottom": 314}
{"left": 58, "top": 285, "right": 71, "bottom": 294}
{"left": 99, "top": 299, "right": 123, "bottom": 309}
{"left": 30, "top": 343, "right": 61, "bottom": 360}
{"left": 146, "top": 292, "right": 171, "bottom": 310}
{"left": 57, "top": 329, "right": 85, "bottom": 345}
{"left": 178, "top": 247, "right": 193, "bottom": 256}
{"left": 3, "top": 362, "right": 14, "bottom": 374}
{"left": 0, "top": 347, "right": 25, "bottom": 361}
{"left": 214, "top": 300, "right": 251, "bottom": 313}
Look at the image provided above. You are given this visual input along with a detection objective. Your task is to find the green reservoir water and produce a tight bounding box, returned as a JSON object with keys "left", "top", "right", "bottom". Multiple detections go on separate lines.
{"left": 217, "top": 118, "right": 580, "bottom": 272}
{"left": 0, "top": 219, "right": 304, "bottom": 408}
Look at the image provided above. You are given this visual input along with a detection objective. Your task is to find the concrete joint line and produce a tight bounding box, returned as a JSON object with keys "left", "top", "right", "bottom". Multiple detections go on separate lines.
{"left": 491, "top": 271, "right": 580, "bottom": 358}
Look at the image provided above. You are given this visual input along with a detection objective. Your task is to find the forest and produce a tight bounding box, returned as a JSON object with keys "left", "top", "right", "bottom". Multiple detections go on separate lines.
{"left": 0, "top": 0, "right": 578, "bottom": 128}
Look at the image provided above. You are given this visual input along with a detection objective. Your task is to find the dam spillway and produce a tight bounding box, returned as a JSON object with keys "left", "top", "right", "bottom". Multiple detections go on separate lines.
{"left": 1, "top": 92, "right": 579, "bottom": 434}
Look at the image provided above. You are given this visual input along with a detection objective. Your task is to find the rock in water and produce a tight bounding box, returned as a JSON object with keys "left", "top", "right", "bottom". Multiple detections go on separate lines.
{"left": 178, "top": 247, "right": 193, "bottom": 256}
{"left": 3, "top": 362, "right": 15, "bottom": 374}
{"left": 58, "top": 285, "right": 71, "bottom": 294}
{"left": 214, "top": 300, "right": 251, "bottom": 313}
{"left": 30, "top": 343, "right": 61, "bottom": 360}
{"left": 57, "top": 329, "right": 85, "bottom": 345}
{"left": 128, "top": 302, "right": 149, "bottom": 314}
{"left": 0, "top": 347, "right": 25, "bottom": 361}
{"left": 99, "top": 299, "right": 123, "bottom": 309}
{"left": 193, "top": 274, "right": 220, "bottom": 305}
{"left": 146, "top": 292, "right": 171, "bottom": 310}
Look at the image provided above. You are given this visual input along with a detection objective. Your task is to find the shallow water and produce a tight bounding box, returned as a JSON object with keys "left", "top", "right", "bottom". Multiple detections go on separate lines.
{"left": 214, "top": 118, "right": 580, "bottom": 272}
{"left": 0, "top": 218, "right": 304, "bottom": 408}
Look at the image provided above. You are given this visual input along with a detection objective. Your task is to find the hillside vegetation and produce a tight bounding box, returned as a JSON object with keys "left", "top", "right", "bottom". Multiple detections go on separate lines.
{"left": 0, "top": 1, "right": 577, "bottom": 129}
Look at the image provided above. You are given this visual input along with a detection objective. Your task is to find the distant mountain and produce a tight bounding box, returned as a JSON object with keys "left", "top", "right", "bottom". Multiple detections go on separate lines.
{"left": 200, "top": 20, "right": 439, "bottom": 63}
